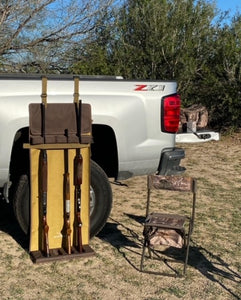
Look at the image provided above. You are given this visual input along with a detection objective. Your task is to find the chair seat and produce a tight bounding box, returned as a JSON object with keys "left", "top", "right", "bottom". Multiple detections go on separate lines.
{"left": 144, "top": 212, "right": 186, "bottom": 230}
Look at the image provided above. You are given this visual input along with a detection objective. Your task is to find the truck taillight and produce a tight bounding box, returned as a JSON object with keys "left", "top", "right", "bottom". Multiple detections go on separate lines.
{"left": 161, "top": 94, "right": 181, "bottom": 133}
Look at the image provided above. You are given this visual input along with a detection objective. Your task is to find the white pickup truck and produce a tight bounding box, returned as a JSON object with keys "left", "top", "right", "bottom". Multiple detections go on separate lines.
{"left": 0, "top": 74, "right": 187, "bottom": 237}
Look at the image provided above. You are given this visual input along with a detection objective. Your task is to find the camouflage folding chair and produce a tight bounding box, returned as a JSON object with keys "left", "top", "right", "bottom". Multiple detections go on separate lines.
{"left": 140, "top": 175, "right": 197, "bottom": 276}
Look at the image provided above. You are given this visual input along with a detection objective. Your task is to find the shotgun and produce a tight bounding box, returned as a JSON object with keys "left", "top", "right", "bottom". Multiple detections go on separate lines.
{"left": 40, "top": 149, "right": 49, "bottom": 257}
{"left": 74, "top": 152, "right": 83, "bottom": 253}
{"left": 73, "top": 77, "right": 83, "bottom": 252}
{"left": 40, "top": 101, "right": 49, "bottom": 257}
{"left": 64, "top": 149, "right": 72, "bottom": 254}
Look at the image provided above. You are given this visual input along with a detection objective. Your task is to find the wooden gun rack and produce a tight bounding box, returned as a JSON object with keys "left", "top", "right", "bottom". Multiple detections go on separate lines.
{"left": 24, "top": 77, "right": 95, "bottom": 263}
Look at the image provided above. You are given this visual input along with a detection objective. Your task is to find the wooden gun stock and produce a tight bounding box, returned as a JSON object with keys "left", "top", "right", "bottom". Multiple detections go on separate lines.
{"left": 74, "top": 152, "right": 83, "bottom": 253}
{"left": 41, "top": 149, "right": 49, "bottom": 257}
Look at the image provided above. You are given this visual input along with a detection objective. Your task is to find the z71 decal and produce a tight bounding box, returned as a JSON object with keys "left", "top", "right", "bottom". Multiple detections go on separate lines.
{"left": 134, "top": 84, "right": 165, "bottom": 91}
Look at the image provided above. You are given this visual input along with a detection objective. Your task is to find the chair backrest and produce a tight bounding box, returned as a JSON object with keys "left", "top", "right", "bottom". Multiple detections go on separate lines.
{"left": 148, "top": 175, "right": 196, "bottom": 193}
{"left": 146, "top": 175, "right": 197, "bottom": 217}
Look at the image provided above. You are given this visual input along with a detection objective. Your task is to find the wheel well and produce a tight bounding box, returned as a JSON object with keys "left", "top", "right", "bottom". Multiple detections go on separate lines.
{"left": 9, "top": 127, "right": 30, "bottom": 183}
{"left": 91, "top": 125, "right": 118, "bottom": 179}
{"left": 9, "top": 125, "right": 118, "bottom": 181}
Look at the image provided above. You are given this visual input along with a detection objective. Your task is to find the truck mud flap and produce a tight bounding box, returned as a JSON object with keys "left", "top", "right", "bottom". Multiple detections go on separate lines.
{"left": 157, "top": 148, "right": 186, "bottom": 176}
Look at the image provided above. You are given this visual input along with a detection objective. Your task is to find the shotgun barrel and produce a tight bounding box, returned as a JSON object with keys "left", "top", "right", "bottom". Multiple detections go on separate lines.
{"left": 64, "top": 172, "right": 71, "bottom": 254}
{"left": 74, "top": 152, "right": 83, "bottom": 253}
{"left": 64, "top": 149, "right": 72, "bottom": 254}
{"left": 40, "top": 149, "right": 49, "bottom": 257}
{"left": 40, "top": 77, "right": 49, "bottom": 257}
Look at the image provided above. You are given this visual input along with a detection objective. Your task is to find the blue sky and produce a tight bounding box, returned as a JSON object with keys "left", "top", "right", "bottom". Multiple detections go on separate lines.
{"left": 216, "top": 0, "right": 240, "bottom": 16}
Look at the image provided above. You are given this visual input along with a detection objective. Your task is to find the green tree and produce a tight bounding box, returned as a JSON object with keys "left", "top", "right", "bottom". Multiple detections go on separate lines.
{"left": 69, "top": 23, "right": 115, "bottom": 75}
{"left": 111, "top": 0, "right": 241, "bottom": 130}
{"left": 198, "top": 15, "right": 241, "bottom": 129}
{"left": 111, "top": 0, "right": 215, "bottom": 80}
{"left": 67, "top": 2, "right": 121, "bottom": 76}
{"left": 70, "top": 0, "right": 216, "bottom": 80}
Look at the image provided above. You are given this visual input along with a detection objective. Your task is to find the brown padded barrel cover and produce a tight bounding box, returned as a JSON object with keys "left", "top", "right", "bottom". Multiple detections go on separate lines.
{"left": 29, "top": 103, "right": 92, "bottom": 145}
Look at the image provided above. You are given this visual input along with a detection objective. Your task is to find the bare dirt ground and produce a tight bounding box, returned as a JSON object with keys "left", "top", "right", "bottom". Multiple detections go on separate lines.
{"left": 0, "top": 132, "right": 240, "bottom": 300}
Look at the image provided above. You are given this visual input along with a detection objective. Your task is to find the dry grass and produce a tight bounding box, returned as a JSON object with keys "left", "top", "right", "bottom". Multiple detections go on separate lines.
{"left": 0, "top": 132, "right": 240, "bottom": 299}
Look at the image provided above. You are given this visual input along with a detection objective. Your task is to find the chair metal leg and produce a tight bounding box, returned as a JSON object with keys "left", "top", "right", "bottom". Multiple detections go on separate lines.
{"left": 183, "top": 222, "right": 192, "bottom": 275}
{"left": 147, "top": 246, "right": 152, "bottom": 259}
{"left": 140, "top": 241, "right": 147, "bottom": 271}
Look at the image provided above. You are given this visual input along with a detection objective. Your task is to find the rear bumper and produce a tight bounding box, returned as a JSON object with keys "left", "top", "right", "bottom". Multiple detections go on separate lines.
{"left": 157, "top": 147, "right": 185, "bottom": 175}
{"left": 176, "top": 131, "right": 220, "bottom": 143}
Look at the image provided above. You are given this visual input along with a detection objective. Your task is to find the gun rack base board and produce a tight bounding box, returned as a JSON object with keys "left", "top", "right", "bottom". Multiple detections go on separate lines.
{"left": 24, "top": 144, "right": 95, "bottom": 263}
{"left": 30, "top": 245, "right": 95, "bottom": 263}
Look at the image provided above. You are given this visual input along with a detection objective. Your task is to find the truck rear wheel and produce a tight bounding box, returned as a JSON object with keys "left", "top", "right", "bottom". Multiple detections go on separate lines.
{"left": 12, "top": 160, "right": 112, "bottom": 238}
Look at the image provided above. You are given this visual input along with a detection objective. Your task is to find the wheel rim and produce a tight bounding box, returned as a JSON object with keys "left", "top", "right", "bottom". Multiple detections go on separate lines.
{"left": 90, "top": 186, "right": 95, "bottom": 216}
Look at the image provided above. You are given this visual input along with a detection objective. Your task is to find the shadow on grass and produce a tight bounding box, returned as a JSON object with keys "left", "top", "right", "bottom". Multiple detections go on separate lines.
{"left": 97, "top": 214, "right": 241, "bottom": 300}
{"left": 188, "top": 243, "right": 241, "bottom": 299}
{"left": 1, "top": 198, "right": 240, "bottom": 299}
{"left": 0, "top": 199, "right": 29, "bottom": 250}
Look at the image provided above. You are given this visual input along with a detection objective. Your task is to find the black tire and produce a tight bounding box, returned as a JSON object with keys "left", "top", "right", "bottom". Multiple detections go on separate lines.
{"left": 13, "top": 174, "right": 30, "bottom": 235}
{"left": 12, "top": 160, "right": 112, "bottom": 238}
{"left": 89, "top": 161, "right": 112, "bottom": 237}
